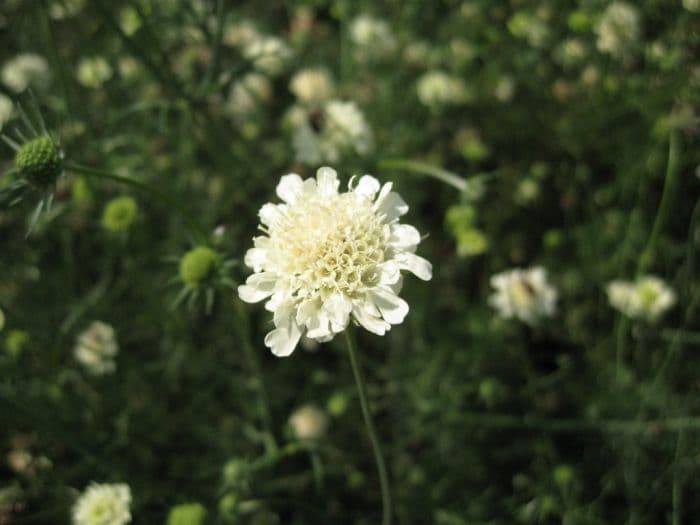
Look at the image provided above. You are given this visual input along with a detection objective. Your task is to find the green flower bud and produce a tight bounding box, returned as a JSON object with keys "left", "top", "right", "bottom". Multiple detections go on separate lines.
{"left": 222, "top": 459, "right": 248, "bottom": 488}
{"left": 218, "top": 493, "right": 239, "bottom": 521}
{"left": 553, "top": 464, "right": 575, "bottom": 488}
{"left": 5, "top": 330, "right": 28, "bottom": 357}
{"left": 102, "top": 196, "right": 137, "bottom": 232}
{"left": 180, "top": 246, "right": 221, "bottom": 287}
{"left": 15, "top": 136, "right": 62, "bottom": 187}
{"left": 167, "top": 502, "right": 207, "bottom": 525}
{"left": 326, "top": 392, "right": 348, "bottom": 417}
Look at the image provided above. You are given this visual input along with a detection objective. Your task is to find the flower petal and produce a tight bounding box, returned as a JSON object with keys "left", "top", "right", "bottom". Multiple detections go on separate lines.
{"left": 316, "top": 167, "right": 340, "bottom": 196}
{"left": 323, "top": 293, "right": 353, "bottom": 333}
{"left": 276, "top": 173, "right": 304, "bottom": 204}
{"left": 238, "top": 272, "right": 277, "bottom": 303}
{"left": 244, "top": 247, "right": 268, "bottom": 272}
{"left": 354, "top": 174, "right": 381, "bottom": 200}
{"left": 264, "top": 323, "right": 302, "bottom": 357}
{"left": 395, "top": 252, "right": 432, "bottom": 281}
{"left": 375, "top": 187, "right": 409, "bottom": 221}
{"left": 259, "top": 203, "right": 285, "bottom": 227}
{"left": 370, "top": 287, "right": 409, "bottom": 325}
{"left": 352, "top": 299, "right": 389, "bottom": 336}
{"left": 389, "top": 224, "right": 421, "bottom": 251}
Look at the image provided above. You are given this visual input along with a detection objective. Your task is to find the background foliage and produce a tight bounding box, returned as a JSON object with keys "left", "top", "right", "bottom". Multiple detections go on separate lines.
{"left": 1, "top": 0, "right": 699, "bottom": 523}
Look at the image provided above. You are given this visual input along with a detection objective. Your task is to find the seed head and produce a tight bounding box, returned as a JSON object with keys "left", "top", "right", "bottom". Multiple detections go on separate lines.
{"left": 15, "top": 136, "right": 62, "bottom": 187}
{"left": 102, "top": 196, "right": 138, "bottom": 232}
{"left": 179, "top": 246, "right": 221, "bottom": 287}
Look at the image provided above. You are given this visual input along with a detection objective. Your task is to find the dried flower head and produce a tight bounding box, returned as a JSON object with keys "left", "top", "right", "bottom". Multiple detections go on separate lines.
{"left": 238, "top": 167, "right": 432, "bottom": 356}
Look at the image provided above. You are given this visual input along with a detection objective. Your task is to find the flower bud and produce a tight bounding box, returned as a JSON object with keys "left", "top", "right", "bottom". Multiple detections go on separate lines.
{"left": 167, "top": 502, "right": 207, "bottom": 525}
{"left": 179, "top": 246, "right": 221, "bottom": 287}
{"left": 15, "top": 136, "right": 62, "bottom": 187}
{"left": 289, "top": 404, "right": 328, "bottom": 441}
{"left": 101, "top": 196, "right": 138, "bottom": 232}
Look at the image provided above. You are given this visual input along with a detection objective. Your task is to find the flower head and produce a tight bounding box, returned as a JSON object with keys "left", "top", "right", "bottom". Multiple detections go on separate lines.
{"left": 349, "top": 15, "right": 396, "bottom": 62}
{"left": 72, "top": 483, "right": 131, "bottom": 525}
{"left": 289, "top": 68, "right": 334, "bottom": 105}
{"left": 291, "top": 100, "right": 373, "bottom": 165}
{"left": 595, "top": 2, "right": 640, "bottom": 57}
{"left": 416, "top": 71, "right": 470, "bottom": 110}
{"left": 167, "top": 503, "right": 207, "bottom": 525}
{"left": 238, "top": 167, "right": 432, "bottom": 356}
{"left": 74, "top": 321, "right": 119, "bottom": 375}
{"left": 15, "top": 136, "right": 62, "bottom": 188}
{"left": 243, "top": 35, "right": 292, "bottom": 76}
{"left": 101, "top": 196, "right": 138, "bottom": 233}
{"left": 289, "top": 404, "right": 329, "bottom": 440}
{"left": 1, "top": 54, "right": 50, "bottom": 93}
{"left": 179, "top": 246, "right": 222, "bottom": 288}
{"left": 489, "top": 266, "right": 557, "bottom": 325}
{"left": 606, "top": 275, "right": 675, "bottom": 322}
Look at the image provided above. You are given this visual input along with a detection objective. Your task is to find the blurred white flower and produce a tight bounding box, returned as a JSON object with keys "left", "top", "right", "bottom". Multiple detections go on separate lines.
{"left": 74, "top": 321, "right": 119, "bottom": 375}
{"left": 289, "top": 68, "right": 334, "bottom": 105}
{"left": 226, "top": 72, "right": 273, "bottom": 117}
{"left": 416, "top": 71, "right": 470, "bottom": 110}
{"left": 73, "top": 483, "right": 131, "bottom": 525}
{"left": 223, "top": 19, "right": 259, "bottom": 48}
{"left": 555, "top": 38, "right": 587, "bottom": 67}
{"left": 595, "top": 2, "right": 641, "bottom": 57}
{"left": 489, "top": 267, "right": 558, "bottom": 325}
{"left": 291, "top": 100, "right": 373, "bottom": 165}
{"left": 349, "top": 15, "right": 396, "bottom": 61}
{"left": 606, "top": 276, "right": 675, "bottom": 322}
{"left": 49, "top": 0, "right": 85, "bottom": 20}
{"left": 0, "top": 93, "right": 13, "bottom": 128}
{"left": 494, "top": 75, "right": 516, "bottom": 103}
{"left": 684, "top": 0, "right": 700, "bottom": 12}
{"left": 289, "top": 404, "right": 329, "bottom": 440}
{"left": 243, "top": 35, "right": 292, "bottom": 76}
{"left": 1, "top": 54, "right": 50, "bottom": 93}
{"left": 238, "top": 167, "right": 432, "bottom": 356}
{"left": 76, "top": 57, "right": 113, "bottom": 88}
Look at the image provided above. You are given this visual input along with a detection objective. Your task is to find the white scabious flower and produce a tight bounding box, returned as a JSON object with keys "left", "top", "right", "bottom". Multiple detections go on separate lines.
{"left": 606, "top": 276, "right": 676, "bottom": 322}
{"left": 489, "top": 267, "right": 557, "bottom": 326}
{"left": 226, "top": 72, "right": 273, "bottom": 117}
{"left": 0, "top": 93, "right": 13, "bottom": 128}
{"left": 223, "top": 19, "right": 259, "bottom": 48}
{"left": 289, "top": 404, "right": 329, "bottom": 440}
{"left": 73, "top": 483, "right": 131, "bottom": 525}
{"left": 684, "top": 0, "right": 700, "bottom": 12}
{"left": 289, "top": 68, "right": 334, "bottom": 105}
{"left": 291, "top": 100, "right": 373, "bottom": 165}
{"left": 349, "top": 15, "right": 396, "bottom": 62}
{"left": 243, "top": 35, "right": 292, "bottom": 77}
{"left": 416, "top": 71, "right": 470, "bottom": 110}
{"left": 1, "top": 54, "right": 50, "bottom": 93}
{"left": 74, "top": 321, "right": 119, "bottom": 375}
{"left": 595, "top": 2, "right": 641, "bottom": 57}
{"left": 238, "top": 167, "right": 432, "bottom": 356}
{"left": 76, "top": 57, "right": 113, "bottom": 88}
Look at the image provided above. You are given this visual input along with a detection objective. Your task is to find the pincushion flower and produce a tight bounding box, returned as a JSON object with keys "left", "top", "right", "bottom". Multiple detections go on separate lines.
{"left": 489, "top": 266, "right": 557, "bottom": 326}
{"left": 606, "top": 275, "right": 675, "bottom": 322}
{"left": 72, "top": 483, "right": 131, "bottom": 525}
{"left": 238, "top": 167, "right": 432, "bottom": 356}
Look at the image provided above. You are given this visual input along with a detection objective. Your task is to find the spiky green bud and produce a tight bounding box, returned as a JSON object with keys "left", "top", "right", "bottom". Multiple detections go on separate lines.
{"left": 180, "top": 246, "right": 221, "bottom": 287}
{"left": 102, "top": 196, "right": 138, "bottom": 232}
{"left": 15, "top": 136, "right": 62, "bottom": 187}
{"left": 167, "top": 502, "right": 207, "bottom": 525}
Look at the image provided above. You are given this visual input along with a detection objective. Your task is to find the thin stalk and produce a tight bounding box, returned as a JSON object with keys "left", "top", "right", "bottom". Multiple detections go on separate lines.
{"left": 234, "top": 301, "right": 275, "bottom": 452}
{"left": 638, "top": 130, "right": 682, "bottom": 274}
{"left": 378, "top": 159, "right": 468, "bottom": 192}
{"left": 344, "top": 328, "right": 392, "bottom": 525}
{"left": 65, "top": 162, "right": 209, "bottom": 244}
{"left": 672, "top": 429, "right": 686, "bottom": 525}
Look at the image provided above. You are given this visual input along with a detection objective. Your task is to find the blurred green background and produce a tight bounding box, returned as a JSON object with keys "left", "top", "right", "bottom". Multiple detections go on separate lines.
{"left": 1, "top": 0, "right": 700, "bottom": 523}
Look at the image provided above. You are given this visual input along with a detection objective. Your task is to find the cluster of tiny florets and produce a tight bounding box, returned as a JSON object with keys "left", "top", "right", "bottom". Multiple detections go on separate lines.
{"left": 15, "top": 136, "right": 62, "bottom": 187}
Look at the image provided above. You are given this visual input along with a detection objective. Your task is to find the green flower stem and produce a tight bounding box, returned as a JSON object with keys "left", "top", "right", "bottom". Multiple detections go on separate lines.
{"left": 344, "top": 328, "right": 392, "bottom": 525}
{"left": 234, "top": 301, "right": 275, "bottom": 452}
{"left": 378, "top": 158, "right": 468, "bottom": 192}
{"left": 638, "top": 130, "right": 682, "bottom": 274}
{"left": 65, "top": 162, "right": 209, "bottom": 244}
{"left": 452, "top": 412, "right": 700, "bottom": 434}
